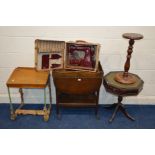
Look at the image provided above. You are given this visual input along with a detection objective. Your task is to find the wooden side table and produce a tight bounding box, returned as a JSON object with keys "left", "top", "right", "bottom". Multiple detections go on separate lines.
{"left": 6, "top": 67, "right": 52, "bottom": 121}
{"left": 104, "top": 71, "right": 144, "bottom": 122}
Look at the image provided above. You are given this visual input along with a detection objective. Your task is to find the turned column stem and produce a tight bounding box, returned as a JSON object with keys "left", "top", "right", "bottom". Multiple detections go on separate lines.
{"left": 114, "top": 33, "right": 143, "bottom": 84}
{"left": 123, "top": 39, "right": 135, "bottom": 78}
{"left": 118, "top": 96, "right": 123, "bottom": 103}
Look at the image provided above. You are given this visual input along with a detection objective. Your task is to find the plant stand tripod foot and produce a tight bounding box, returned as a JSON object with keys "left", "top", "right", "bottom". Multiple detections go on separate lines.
{"left": 108, "top": 96, "right": 135, "bottom": 123}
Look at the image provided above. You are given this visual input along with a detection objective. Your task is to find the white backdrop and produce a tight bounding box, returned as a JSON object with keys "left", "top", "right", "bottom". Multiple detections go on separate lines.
{"left": 0, "top": 26, "right": 155, "bottom": 104}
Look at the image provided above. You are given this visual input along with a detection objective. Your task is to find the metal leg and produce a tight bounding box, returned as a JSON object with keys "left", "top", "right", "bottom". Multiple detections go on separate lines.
{"left": 43, "top": 87, "right": 49, "bottom": 122}
{"left": 48, "top": 77, "right": 52, "bottom": 110}
{"left": 44, "top": 88, "right": 47, "bottom": 110}
{"left": 19, "top": 88, "right": 24, "bottom": 104}
{"left": 17, "top": 88, "right": 25, "bottom": 111}
{"left": 7, "top": 87, "right": 16, "bottom": 120}
{"left": 43, "top": 77, "right": 52, "bottom": 122}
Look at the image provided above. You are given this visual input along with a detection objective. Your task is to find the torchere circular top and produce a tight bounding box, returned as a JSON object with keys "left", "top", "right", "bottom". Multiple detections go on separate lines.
{"left": 123, "top": 33, "right": 143, "bottom": 40}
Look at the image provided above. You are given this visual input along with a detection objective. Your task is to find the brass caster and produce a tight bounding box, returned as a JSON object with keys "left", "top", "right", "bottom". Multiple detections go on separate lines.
{"left": 10, "top": 113, "right": 16, "bottom": 120}
{"left": 43, "top": 114, "right": 49, "bottom": 122}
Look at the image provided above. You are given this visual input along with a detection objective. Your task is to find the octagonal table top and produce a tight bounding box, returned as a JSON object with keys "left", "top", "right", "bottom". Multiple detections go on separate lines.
{"left": 104, "top": 71, "right": 144, "bottom": 96}
{"left": 104, "top": 71, "right": 143, "bottom": 90}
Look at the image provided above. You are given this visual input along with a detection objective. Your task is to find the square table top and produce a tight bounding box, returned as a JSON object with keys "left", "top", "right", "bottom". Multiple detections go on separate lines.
{"left": 6, "top": 67, "right": 49, "bottom": 88}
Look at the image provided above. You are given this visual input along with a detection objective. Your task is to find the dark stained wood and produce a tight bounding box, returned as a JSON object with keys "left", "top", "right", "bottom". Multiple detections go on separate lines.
{"left": 106, "top": 96, "right": 135, "bottom": 122}
{"left": 123, "top": 33, "right": 143, "bottom": 40}
{"left": 115, "top": 33, "right": 143, "bottom": 84}
{"left": 53, "top": 62, "right": 103, "bottom": 118}
{"left": 115, "top": 72, "right": 137, "bottom": 84}
{"left": 53, "top": 62, "right": 103, "bottom": 94}
{"left": 123, "top": 39, "right": 134, "bottom": 77}
{"left": 104, "top": 33, "right": 144, "bottom": 122}
{"left": 103, "top": 71, "right": 144, "bottom": 122}
{"left": 104, "top": 72, "right": 144, "bottom": 96}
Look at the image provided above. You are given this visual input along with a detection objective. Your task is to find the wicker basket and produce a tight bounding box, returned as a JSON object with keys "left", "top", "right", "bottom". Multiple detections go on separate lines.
{"left": 35, "top": 39, "right": 65, "bottom": 71}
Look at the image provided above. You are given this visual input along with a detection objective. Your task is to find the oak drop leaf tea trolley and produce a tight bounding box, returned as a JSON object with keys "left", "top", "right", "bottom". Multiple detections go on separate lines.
{"left": 53, "top": 62, "right": 103, "bottom": 119}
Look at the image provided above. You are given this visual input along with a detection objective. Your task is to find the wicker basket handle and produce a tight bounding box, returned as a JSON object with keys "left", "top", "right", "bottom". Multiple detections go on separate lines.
{"left": 76, "top": 40, "right": 87, "bottom": 43}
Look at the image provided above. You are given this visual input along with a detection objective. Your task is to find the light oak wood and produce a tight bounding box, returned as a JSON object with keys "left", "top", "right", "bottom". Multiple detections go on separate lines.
{"left": 15, "top": 109, "right": 50, "bottom": 115}
{"left": 6, "top": 67, "right": 49, "bottom": 88}
{"left": 6, "top": 67, "right": 51, "bottom": 122}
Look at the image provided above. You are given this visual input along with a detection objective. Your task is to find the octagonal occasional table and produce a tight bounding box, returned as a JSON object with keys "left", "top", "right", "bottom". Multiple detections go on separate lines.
{"left": 104, "top": 71, "right": 144, "bottom": 122}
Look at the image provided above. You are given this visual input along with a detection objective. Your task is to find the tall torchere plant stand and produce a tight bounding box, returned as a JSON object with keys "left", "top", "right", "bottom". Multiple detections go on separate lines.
{"left": 103, "top": 33, "right": 144, "bottom": 123}
{"left": 6, "top": 67, "right": 52, "bottom": 122}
